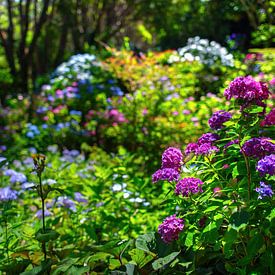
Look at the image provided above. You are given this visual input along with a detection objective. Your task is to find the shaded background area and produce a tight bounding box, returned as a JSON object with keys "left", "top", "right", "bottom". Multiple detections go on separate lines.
{"left": 0, "top": 0, "right": 274, "bottom": 98}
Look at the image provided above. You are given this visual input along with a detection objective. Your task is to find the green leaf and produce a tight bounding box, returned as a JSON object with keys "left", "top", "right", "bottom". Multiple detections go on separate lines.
{"left": 184, "top": 232, "right": 194, "bottom": 248}
{"left": 152, "top": 251, "right": 180, "bottom": 270}
{"left": 204, "top": 205, "right": 220, "bottom": 213}
{"left": 266, "top": 208, "right": 275, "bottom": 222}
{"left": 135, "top": 232, "right": 156, "bottom": 256}
{"left": 230, "top": 210, "right": 250, "bottom": 231}
{"left": 129, "top": 249, "right": 154, "bottom": 268}
{"left": 52, "top": 258, "right": 79, "bottom": 275}
{"left": 20, "top": 259, "right": 52, "bottom": 275}
{"left": 35, "top": 229, "right": 59, "bottom": 243}
{"left": 65, "top": 266, "right": 90, "bottom": 275}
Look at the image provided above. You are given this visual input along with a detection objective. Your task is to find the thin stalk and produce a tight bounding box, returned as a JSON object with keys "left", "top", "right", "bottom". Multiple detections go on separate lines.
{"left": 206, "top": 156, "right": 226, "bottom": 182}
{"left": 38, "top": 173, "right": 47, "bottom": 261}
{"left": 5, "top": 219, "right": 9, "bottom": 262}
{"left": 241, "top": 151, "right": 251, "bottom": 202}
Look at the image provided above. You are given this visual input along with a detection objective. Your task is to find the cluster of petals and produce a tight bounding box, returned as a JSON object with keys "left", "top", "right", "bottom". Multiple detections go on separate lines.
{"left": 256, "top": 154, "right": 275, "bottom": 176}
{"left": 224, "top": 76, "right": 269, "bottom": 107}
{"left": 161, "top": 147, "right": 183, "bottom": 170}
{"left": 255, "top": 182, "right": 273, "bottom": 199}
{"left": 158, "top": 214, "right": 184, "bottom": 243}
{"left": 208, "top": 110, "right": 232, "bottom": 130}
{"left": 152, "top": 168, "right": 180, "bottom": 183}
{"left": 0, "top": 186, "right": 18, "bottom": 201}
{"left": 175, "top": 177, "right": 203, "bottom": 197}
{"left": 242, "top": 137, "right": 275, "bottom": 159}
{"left": 261, "top": 108, "right": 275, "bottom": 126}
{"left": 185, "top": 133, "right": 219, "bottom": 156}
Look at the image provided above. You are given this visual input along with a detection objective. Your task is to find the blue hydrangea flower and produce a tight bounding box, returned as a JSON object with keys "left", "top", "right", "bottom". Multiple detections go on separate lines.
{"left": 255, "top": 182, "right": 273, "bottom": 199}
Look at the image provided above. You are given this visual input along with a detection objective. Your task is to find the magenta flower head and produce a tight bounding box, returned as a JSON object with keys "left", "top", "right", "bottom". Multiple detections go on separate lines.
{"left": 208, "top": 110, "right": 232, "bottom": 130}
{"left": 175, "top": 177, "right": 203, "bottom": 197}
{"left": 152, "top": 168, "right": 180, "bottom": 183}
{"left": 158, "top": 214, "right": 184, "bottom": 243}
{"left": 261, "top": 108, "right": 275, "bottom": 126}
{"left": 185, "top": 143, "right": 198, "bottom": 155}
{"left": 195, "top": 143, "right": 219, "bottom": 155}
{"left": 161, "top": 147, "right": 183, "bottom": 170}
{"left": 197, "top": 133, "right": 219, "bottom": 145}
{"left": 224, "top": 76, "right": 269, "bottom": 108}
{"left": 242, "top": 137, "right": 275, "bottom": 159}
{"left": 255, "top": 182, "right": 273, "bottom": 199}
{"left": 256, "top": 154, "right": 275, "bottom": 176}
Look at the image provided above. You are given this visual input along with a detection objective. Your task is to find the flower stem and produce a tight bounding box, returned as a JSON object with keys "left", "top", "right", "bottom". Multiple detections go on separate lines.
{"left": 38, "top": 173, "right": 47, "bottom": 261}
{"left": 5, "top": 219, "right": 9, "bottom": 263}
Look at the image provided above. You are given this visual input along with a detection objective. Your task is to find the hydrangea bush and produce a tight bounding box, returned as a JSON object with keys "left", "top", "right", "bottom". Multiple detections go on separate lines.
{"left": 148, "top": 76, "right": 274, "bottom": 274}
{"left": 169, "top": 36, "right": 234, "bottom": 67}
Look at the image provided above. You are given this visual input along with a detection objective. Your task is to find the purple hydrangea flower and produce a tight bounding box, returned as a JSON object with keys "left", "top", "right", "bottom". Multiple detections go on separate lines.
{"left": 242, "top": 137, "right": 275, "bottom": 158}
{"left": 197, "top": 133, "right": 219, "bottom": 145}
{"left": 195, "top": 143, "right": 219, "bottom": 155}
{"left": 261, "top": 108, "right": 275, "bottom": 126}
{"left": 256, "top": 154, "right": 275, "bottom": 176}
{"left": 161, "top": 147, "right": 183, "bottom": 170}
{"left": 224, "top": 76, "right": 270, "bottom": 107}
{"left": 255, "top": 182, "right": 273, "bottom": 199}
{"left": 152, "top": 168, "right": 180, "bottom": 183}
{"left": 158, "top": 214, "right": 184, "bottom": 243}
{"left": 185, "top": 143, "right": 198, "bottom": 155}
{"left": 0, "top": 187, "right": 18, "bottom": 201}
{"left": 175, "top": 177, "right": 203, "bottom": 197}
{"left": 208, "top": 110, "right": 232, "bottom": 130}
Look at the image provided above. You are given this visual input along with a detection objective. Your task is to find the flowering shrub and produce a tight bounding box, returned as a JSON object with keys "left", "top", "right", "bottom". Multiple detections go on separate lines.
{"left": 169, "top": 36, "right": 234, "bottom": 67}
{"left": 146, "top": 76, "right": 274, "bottom": 274}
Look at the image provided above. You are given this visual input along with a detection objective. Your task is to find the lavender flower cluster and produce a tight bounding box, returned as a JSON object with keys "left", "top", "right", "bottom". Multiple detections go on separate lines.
{"left": 208, "top": 110, "right": 232, "bottom": 130}
{"left": 256, "top": 154, "right": 275, "bottom": 177}
{"left": 185, "top": 133, "right": 219, "bottom": 156}
{"left": 175, "top": 177, "right": 203, "bottom": 197}
{"left": 0, "top": 186, "right": 18, "bottom": 201}
{"left": 158, "top": 215, "right": 184, "bottom": 243}
{"left": 255, "top": 182, "right": 273, "bottom": 199}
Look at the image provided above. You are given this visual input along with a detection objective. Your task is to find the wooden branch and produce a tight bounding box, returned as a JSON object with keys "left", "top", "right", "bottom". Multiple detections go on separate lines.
{"left": 26, "top": 0, "right": 51, "bottom": 60}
